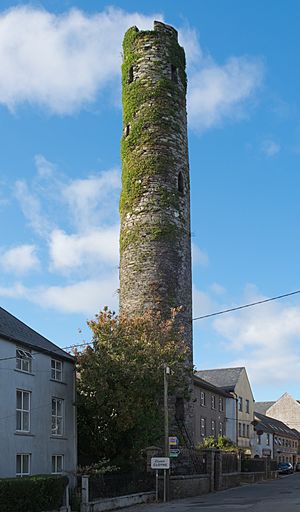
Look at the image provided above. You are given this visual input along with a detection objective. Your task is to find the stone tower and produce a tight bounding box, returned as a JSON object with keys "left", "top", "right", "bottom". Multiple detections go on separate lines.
{"left": 119, "top": 21, "right": 192, "bottom": 359}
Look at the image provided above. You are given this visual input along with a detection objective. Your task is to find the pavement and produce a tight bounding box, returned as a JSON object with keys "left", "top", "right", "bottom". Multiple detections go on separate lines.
{"left": 127, "top": 473, "right": 300, "bottom": 512}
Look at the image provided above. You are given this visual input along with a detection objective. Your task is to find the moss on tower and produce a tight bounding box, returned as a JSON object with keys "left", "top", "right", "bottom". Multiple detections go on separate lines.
{"left": 119, "top": 21, "right": 193, "bottom": 356}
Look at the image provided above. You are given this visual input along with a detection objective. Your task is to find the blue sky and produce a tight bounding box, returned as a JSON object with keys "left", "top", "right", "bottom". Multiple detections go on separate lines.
{"left": 1, "top": 1, "right": 300, "bottom": 401}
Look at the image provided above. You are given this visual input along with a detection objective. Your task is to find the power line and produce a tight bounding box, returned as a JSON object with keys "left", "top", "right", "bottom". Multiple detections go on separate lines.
{"left": 192, "top": 289, "right": 300, "bottom": 321}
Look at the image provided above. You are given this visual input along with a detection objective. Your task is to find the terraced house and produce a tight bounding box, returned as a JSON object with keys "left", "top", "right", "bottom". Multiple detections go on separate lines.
{"left": 0, "top": 307, "right": 77, "bottom": 479}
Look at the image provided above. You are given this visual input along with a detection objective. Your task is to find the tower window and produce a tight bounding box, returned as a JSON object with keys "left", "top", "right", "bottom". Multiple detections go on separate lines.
{"left": 178, "top": 171, "right": 184, "bottom": 195}
{"left": 128, "top": 66, "right": 134, "bottom": 84}
{"left": 171, "top": 64, "right": 178, "bottom": 82}
{"left": 124, "top": 124, "right": 130, "bottom": 137}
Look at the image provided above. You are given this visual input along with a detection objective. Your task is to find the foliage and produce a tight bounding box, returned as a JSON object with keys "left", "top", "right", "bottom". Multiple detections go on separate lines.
{"left": 197, "top": 436, "right": 238, "bottom": 452}
{"left": 0, "top": 475, "right": 68, "bottom": 512}
{"left": 76, "top": 458, "right": 119, "bottom": 475}
{"left": 74, "top": 308, "right": 192, "bottom": 469}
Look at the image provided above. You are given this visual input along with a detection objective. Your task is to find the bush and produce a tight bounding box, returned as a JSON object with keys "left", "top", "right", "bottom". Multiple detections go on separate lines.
{"left": 0, "top": 474, "right": 68, "bottom": 512}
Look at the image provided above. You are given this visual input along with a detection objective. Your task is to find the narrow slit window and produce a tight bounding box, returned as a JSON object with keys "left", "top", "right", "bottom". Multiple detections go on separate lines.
{"left": 178, "top": 171, "right": 184, "bottom": 195}
{"left": 128, "top": 66, "right": 134, "bottom": 84}
{"left": 124, "top": 124, "right": 130, "bottom": 137}
{"left": 171, "top": 64, "right": 177, "bottom": 82}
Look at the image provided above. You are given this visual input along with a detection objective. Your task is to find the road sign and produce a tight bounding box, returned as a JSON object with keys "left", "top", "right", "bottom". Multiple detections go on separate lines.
{"left": 169, "top": 436, "right": 179, "bottom": 446}
{"left": 170, "top": 448, "right": 180, "bottom": 458}
{"left": 151, "top": 457, "right": 170, "bottom": 469}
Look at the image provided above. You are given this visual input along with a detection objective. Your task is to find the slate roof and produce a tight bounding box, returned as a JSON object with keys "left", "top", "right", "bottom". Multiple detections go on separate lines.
{"left": 195, "top": 367, "right": 244, "bottom": 392}
{"left": 0, "top": 306, "right": 74, "bottom": 362}
{"left": 193, "top": 374, "right": 232, "bottom": 397}
{"left": 254, "top": 412, "right": 299, "bottom": 439}
{"left": 254, "top": 401, "right": 275, "bottom": 414}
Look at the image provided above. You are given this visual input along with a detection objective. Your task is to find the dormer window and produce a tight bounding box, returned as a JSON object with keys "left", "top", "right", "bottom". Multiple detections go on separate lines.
{"left": 16, "top": 348, "right": 32, "bottom": 373}
{"left": 51, "top": 359, "right": 63, "bottom": 381}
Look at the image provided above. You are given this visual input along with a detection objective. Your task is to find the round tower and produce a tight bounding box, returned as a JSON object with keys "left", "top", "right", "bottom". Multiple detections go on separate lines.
{"left": 120, "top": 21, "right": 192, "bottom": 358}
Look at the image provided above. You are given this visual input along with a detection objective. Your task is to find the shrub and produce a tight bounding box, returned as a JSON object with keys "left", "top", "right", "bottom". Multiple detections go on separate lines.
{"left": 0, "top": 474, "right": 68, "bottom": 512}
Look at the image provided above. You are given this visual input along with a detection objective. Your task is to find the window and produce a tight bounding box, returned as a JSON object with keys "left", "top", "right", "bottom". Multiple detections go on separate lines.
{"left": 16, "top": 348, "right": 32, "bottom": 373}
{"left": 211, "top": 420, "right": 215, "bottom": 435}
{"left": 124, "top": 124, "right": 130, "bottom": 137}
{"left": 219, "top": 422, "right": 223, "bottom": 436}
{"left": 52, "top": 398, "right": 64, "bottom": 436}
{"left": 219, "top": 397, "right": 224, "bottom": 412}
{"left": 246, "top": 424, "right": 249, "bottom": 438}
{"left": 178, "top": 171, "right": 184, "bottom": 195}
{"left": 16, "top": 454, "right": 30, "bottom": 476}
{"left": 52, "top": 455, "right": 64, "bottom": 474}
{"left": 257, "top": 434, "right": 261, "bottom": 445}
{"left": 238, "top": 397, "right": 243, "bottom": 412}
{"left": 267, "top": 434, "right": 270, "bottom": 446}
{"left": 211, "top": 395, "right": 216, "bottom": 409}
{"left": 246, "top": 399, "right": 250, "bottom": 414}
{"left": 51, "top": 360, "right": 62, "bottom": 381}
{"left": 200, "top": 417, "right": 206, "bottom": 437}
{"left": 242, "top": 423, "right": 246, "bottom": 437}
{"left": 171, "top": 64, "right": 177, "bottom": 82}
{"left": 200, "top": 391, "right": 206, "bottom": 406}
{"left": 16, "top": 390, "right": 30, "bottom": 432}
{"left": 238, "top": 422, "right": 242, "bottom": 437}
{"left": 128, "top": 66, "right": 134, "bottom": 83}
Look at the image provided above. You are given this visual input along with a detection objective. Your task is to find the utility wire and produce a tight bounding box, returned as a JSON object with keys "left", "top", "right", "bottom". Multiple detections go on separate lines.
{"left": 1, "top": 288, "right": 300, "bottom": 363}
{"left": 192, "top": 289, "right": 300, "bottom": 321}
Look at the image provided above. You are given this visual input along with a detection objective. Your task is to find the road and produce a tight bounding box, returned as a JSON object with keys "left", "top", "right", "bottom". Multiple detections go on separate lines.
{"left": 129, "top": 473, "right": 300, "bottom": 512}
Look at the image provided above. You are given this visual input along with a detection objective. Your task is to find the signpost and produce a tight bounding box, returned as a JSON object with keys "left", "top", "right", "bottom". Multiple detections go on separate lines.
{"left": 170, "top": 448, "right": 180, "bottom": 458}
{"left": 151, "top": 457, "right": 170, "bottom": 502}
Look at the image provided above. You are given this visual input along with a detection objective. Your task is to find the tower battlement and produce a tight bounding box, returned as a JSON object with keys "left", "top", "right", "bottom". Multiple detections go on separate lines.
{"left": 119, "top": 20, "right": 192, "bottom": 358}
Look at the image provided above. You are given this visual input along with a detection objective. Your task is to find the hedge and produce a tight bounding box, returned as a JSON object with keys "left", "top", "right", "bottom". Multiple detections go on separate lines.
{"left": 0, "top": 474, "right": 68, "bottom": 512}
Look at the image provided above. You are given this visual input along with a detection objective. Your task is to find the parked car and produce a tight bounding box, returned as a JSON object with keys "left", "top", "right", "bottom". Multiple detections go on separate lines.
{"left": 278, "top": 462, "right": 293, "bottom": 474}
{"left": 295, "top": 462, "right": 300, "bottom": 471}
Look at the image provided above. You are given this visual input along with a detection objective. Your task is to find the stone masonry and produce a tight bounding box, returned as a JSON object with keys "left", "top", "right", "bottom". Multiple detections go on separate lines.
{"left": 119, "top": 21, "right": 193, "bottom": 358}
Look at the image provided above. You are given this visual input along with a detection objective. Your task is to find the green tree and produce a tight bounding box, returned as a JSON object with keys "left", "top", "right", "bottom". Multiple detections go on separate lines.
{"left": 74, "top": 308, "right": 192, "bottom": 469}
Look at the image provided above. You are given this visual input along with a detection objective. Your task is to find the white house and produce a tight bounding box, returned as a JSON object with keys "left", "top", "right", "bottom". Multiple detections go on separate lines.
{"left": 0, "top": 306, "right": 77, "bottom": 479}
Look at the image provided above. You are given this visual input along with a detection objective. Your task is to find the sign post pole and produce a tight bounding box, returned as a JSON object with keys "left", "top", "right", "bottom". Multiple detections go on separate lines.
{"left": 155, "top": 469, "right": 158, "bottom": 502}
{"left": 164, "top": 365, "right": 170, "bottom": 502}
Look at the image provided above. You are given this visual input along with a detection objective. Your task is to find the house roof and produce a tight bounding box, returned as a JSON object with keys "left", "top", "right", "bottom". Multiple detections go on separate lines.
{"left": 0, "top": 306, "right": 74, "bottom": 362}
{"left": 255, "top": 412, "right": 299, "bottom": 439}
{"left": 193, "top": 374, "right": 232, "bottom": 398}
{"left": 254, "top": 401, "right": 275, "bottom": 414}
{"left": 195, "top": 367, "right": 244, "bottom": 392}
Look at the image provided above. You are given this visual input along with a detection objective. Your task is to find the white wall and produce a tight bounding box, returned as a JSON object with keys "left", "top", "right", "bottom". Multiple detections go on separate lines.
{"left": 0, "top": 337, "right": 76, "bottom": 478}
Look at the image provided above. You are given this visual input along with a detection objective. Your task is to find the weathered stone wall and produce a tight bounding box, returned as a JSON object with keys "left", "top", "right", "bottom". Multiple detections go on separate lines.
{"left": 119, "top": 21, "right": 193, "bottom": 357}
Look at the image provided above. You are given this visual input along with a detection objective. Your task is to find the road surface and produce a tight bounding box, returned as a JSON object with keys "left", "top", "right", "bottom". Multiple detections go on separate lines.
{"left": 129, "top": 473, "right": 300, "bottom": 512}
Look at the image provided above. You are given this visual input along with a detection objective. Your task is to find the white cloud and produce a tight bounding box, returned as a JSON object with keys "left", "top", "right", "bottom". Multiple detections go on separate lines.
{"left": 193, "top": 287, "right": 214, "bottom": 318}
{"left": 192, "top": 243, "right": 209, "bottom": 267}
{"left": 62, "top": 169, "right": 120, "bottom": 231}
{"left": 210, "top": 282, "right": 226, "bottom": 295}
{"left": 14, "top": 180, "right": 53, "bottom": 236}
{"left": 49, "top": 226, "right": 119, "bottom": 272}
{"left": 213, "top": 285, "right": 300, "bottom": 386}
{"left": 0, "top": 282, "right": 26, "bottom": 298}
{"left": 0, "top": 6, "right": 263, "bottom": 132}
{"left": 261, "top": 139, "right": 281, "bottom": 157}
{"left": 1, "top": 244, "right": 39, "bottom": 274}
{"left": 188, "top": 56, "right": 263, "bottom": 132}
{"left": 0, "top": 6, "right": 160, "bottom": 114}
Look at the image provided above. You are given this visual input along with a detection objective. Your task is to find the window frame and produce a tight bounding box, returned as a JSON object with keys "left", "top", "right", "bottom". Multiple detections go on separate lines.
{"left": 16, "top": 453, "right": 31, "bottom": 477}
{"left": 200, "top": 391, "right": 206, "bottom": 407}
{"left": 52, "top": 454, "right": 64, "bottom": 474}
{"left": 51, "top": 397, "right": 64, "bottom": 436}
{"left": 16, "top": 389, "right": 31, "bottom": 433}
{"left": 16, "top": 348, "right": 32, "bottom": 373}
{"left": 238, "top": 396, "right": 243, "bottom": 412}
{"left": 219, "top": 396, "right": 224, "bottom": 412}
{"left": 211, "top": 394, "right": 216, "bottom": 410}
{"left": 246, "top": 399, "right": 250, "bottom": 414}
{"left": 51, "top": 359, "right": 63, "bottom": 382}
{"left": 200, "top": 417, "right": 206, "bottom": 437}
